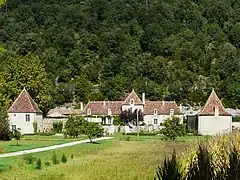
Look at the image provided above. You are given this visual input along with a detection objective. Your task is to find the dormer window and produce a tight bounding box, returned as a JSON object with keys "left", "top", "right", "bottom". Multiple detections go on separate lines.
{"left": 130, "top": 99, "right": 134, "bottom": 106}
{"left": 87, "top": 109, "right": 91, "bottom": 115}
{"left": 170, "top": 109, "right": 174, "bottom": 115}
{"left": 154, "top": 109, "right": 157, "bottom": 115}
{"left": 108, "top": 109, "right": 112, "bottom": 116}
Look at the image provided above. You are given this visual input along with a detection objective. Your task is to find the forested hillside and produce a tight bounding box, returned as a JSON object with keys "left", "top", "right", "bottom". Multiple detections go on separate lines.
{"left": 0, "top": 0, "right": 240, "bottom": 113}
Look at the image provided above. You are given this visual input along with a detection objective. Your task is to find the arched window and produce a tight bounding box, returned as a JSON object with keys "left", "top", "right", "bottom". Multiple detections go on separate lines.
{"left": 154, "top": 109, "right": 157, "bottom": 115}
{"left": 170, "top": 109, "right": 174, "bottom": 115}
{"left": 130, "top": 99, "right": 134, "bottom": 106}
{"left": 108, "top": 109, "right": 112, "bottom": 116}
{"left": 87, "top": 109, "right": 91, "bottom": 115}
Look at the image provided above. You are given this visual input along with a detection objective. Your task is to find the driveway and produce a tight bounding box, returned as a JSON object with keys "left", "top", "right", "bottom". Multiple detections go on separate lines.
{"left": 0, "top": 137, "right": 113, "bottom": 158}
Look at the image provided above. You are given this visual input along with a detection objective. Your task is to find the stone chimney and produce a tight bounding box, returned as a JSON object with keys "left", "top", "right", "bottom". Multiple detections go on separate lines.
{"left": 179, "top": 103, "right": 182, "bottom": 113}
{"left": 80, "top": 102, "right": 83, "bottom": 111}
{"left": 142, "top": 93, "right": 145, "bottom": 104}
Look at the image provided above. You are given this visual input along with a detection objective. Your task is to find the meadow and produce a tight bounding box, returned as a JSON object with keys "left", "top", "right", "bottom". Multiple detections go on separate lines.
{"left": 0, "top": 135, "right": 199, "bottom": 180}
{"left": 0, "top": 135, "right": 85, "bottom": 153}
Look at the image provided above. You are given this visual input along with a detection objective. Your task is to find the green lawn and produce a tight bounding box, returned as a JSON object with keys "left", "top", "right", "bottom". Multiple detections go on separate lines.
{"left": 0, "top": 135, "right": 201, "bottom": 180}
{"left": 0, "top": 135, "right": 86, "bottom": 153}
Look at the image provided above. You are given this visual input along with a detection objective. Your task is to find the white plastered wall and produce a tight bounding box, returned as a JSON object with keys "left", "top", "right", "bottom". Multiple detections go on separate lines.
{"left": 198, "top": 116, "right": 232, "bottom": 135}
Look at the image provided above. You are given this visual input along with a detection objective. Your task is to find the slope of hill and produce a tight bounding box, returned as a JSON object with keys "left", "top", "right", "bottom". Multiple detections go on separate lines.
{"left": 0, "top": 0, "right": 240, "bottom": 112}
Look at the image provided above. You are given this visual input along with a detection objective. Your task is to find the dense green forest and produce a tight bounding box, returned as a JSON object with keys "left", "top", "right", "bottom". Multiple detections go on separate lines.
{"left": 0, "top": 0, "right": 240, "bottom": 113}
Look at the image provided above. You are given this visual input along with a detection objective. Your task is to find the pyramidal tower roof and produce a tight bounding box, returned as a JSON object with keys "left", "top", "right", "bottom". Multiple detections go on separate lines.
{"left": 198, "top": 89, "right": 231, "bottom": 116}
{"left": 122, "top": 89, "right": 143, "bottom": 105}
{"left": 8, "top": 88, "right": 42, "bottom": 113}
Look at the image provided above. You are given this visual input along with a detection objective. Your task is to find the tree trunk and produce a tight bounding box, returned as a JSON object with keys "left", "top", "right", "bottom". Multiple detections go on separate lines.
{"left": 88, "top": 136, "right": 92, "bottom": 143}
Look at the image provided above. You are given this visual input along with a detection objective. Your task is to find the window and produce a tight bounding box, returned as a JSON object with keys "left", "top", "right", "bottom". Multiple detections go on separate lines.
{"left": 12, "top": 125, "right": 16, "bottom": 130}
{"left": 108, "top": 109, "right": 112, "bottom": 116}
{"left": 87, "top": 109, "right": 91, "bottom": 115}
{"left": 154, "top": 109, "right": 157, "bottom": 115}
{"left": 130, "top": 99, "right": 134, "bottom": 105}
{"left": 26, "top": 114, "right": 30, "bottom": 122}
{"left": 170, "top": 109, "right": 174, "bottom": 115}
{"left": 154, "top": 119, "right": 158, "bottom": 124}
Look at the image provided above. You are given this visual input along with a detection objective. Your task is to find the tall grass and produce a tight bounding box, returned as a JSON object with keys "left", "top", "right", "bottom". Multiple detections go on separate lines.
{"left": 155, "top": 132, "right": 240, "bottom": 180}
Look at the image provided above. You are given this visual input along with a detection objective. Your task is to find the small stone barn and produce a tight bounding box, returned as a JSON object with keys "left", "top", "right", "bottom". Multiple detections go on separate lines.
{"left": 196, "top": 89, "right": 232, "bottom": 135}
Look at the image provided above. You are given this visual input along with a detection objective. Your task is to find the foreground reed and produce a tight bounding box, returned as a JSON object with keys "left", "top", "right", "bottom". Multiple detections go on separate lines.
{"left": 155, "top": 132, "right": 240, "bottom": 180}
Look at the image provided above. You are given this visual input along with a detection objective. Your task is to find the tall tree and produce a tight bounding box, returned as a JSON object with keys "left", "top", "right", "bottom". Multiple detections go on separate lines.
{"left": 0, "top": 93, "right": 10, "bottom": 141}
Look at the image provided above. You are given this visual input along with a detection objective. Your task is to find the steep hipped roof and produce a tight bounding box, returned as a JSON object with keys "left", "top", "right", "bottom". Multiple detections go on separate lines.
{"left": 198, "top": 89, "right": 231, "bottom": 116}
{"left": 144, "top": 101, "right": 181, "bottom": 115}
{"left": 122, "top": 89, "right": 143, "bottom": 105}
{"left": 8, "top": 88, "right": 42, "bottom": 113}
{"left": 82, "top": 101, "right": 123, "bottom": 115}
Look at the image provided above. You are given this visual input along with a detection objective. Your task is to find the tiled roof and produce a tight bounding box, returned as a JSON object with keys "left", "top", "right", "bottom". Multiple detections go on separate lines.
{"left": 47, "top": 107, "right": 81, "bottom": 117}
{"left": 8, "top": 88, "right": 42, "bottom": 113}
{"left": 198, "top": 89, "right": 231, "bottom": 116}
{"left": 82, "top": 101, "right": 123, "bottom": 115}
{"left": 122, "top": 89, "right": 143, "bottom": 105}
{"left": 144, "top": 101, "right": 181, "bottom": 115}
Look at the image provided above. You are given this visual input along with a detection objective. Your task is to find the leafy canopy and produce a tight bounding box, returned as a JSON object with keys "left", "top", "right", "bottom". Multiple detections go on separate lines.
{"left": 160, "top": 116, "right": 186, "bottom": 140}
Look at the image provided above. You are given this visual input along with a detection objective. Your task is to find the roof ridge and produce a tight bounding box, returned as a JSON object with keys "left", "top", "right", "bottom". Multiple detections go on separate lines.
{"left": 198, "top": 89, "right": 230, "bottom": 116}
{"left": 8, "top": 88, "right": 41, "bottom": 113}
{"left": 25, "top": 89, "right": 36, "bottom": 112}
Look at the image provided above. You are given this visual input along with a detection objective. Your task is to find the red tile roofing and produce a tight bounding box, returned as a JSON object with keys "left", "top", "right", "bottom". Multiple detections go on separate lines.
{"left": 144, "top": 101, "right": 181, "bottom": 115}
{"left": 198, "top": 89, "right": 231, "bottom": 116}
{"left": 82, "top": 90, "right": 181, "bottom": 116}
{"left": 82, "top": 101, "right": 123, "bottom": 115}
{"left": 122, "top": 89, "right": 143, "bottom": 105}
{"left": 8, "top": 88, "right": 42, "bottom": 113}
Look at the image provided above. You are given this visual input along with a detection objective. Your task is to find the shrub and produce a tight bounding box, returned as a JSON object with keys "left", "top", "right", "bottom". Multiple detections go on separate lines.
{"left": 37, "top": 132, "right": 56, "bottom": 136}
{"left": 52, "top": 152, "right": 59, "bottom": 164}
{"left": 23, "top": 154, "right": 35, "bottom": 164}
{"left": 0, "top": 147, "right": 6, "bottom": 154}
{"left": 33, "top": 120, "right": 38, "bottom": 134}
{"left": 160, "top": 116, "right": 186, "bottom": 140}
{"left": 71, "top": 154, "right": 74, "bottom": 159}
{"left": 36, "top": 158, "right": 42, "bottom": 170}
{"left": 53, "top": 121, "right": 63, "bottom": 133}
{"left": 125, "top": 132, "right": 159, "bottom": 136}
{"left": 61, "top": 154, "right": 67, "bottom": 163}
{"left": 83, "top": 121, "right": 104, "bottom": 143}
{"left": 125, "top": 136, "right": 131, "bottom": 141}
{"left": 44, "top": 161, "right": 51, "bottom": 166}
{"left": 64, "top": 116, "right": 85, "bottom": 138}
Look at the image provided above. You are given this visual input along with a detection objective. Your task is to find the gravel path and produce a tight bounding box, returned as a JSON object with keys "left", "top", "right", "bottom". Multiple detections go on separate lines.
{"left": 0, "top": 137, "right": 113, "bottom": 158}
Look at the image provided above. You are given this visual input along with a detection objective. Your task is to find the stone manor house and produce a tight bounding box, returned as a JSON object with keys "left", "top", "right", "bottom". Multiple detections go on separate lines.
{"left": 8, "top": 88, "right": 232, "bottom": 135}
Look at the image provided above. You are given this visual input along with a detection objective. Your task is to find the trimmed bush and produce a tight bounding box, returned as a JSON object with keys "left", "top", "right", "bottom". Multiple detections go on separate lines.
{"left": 44, "top": 161, "right": 51, "bottom": 166}
{"left": 37, "top": 132, "right": 56, "bottom": 136}
{"left": 61, "top": 154, "right": 67, "bottom": 163}
{"left": 36, "top": 158, "right": 42, "bottom": 170}
{"left": 52, "top": 152, "right": 59, "bottom": 164}
{"left": 23, "top": 154, "right": 35, "bottom": 164}
{"left": 124, "top": 132, "right": 159, "bottom": 136}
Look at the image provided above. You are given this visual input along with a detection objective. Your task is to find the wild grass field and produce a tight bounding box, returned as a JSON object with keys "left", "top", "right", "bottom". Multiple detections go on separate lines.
{"left": 0, "top": 135, "right": 198, "bottom": 180}
{"left": 0, "top": 135, "right": 86, "bottom": 153}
